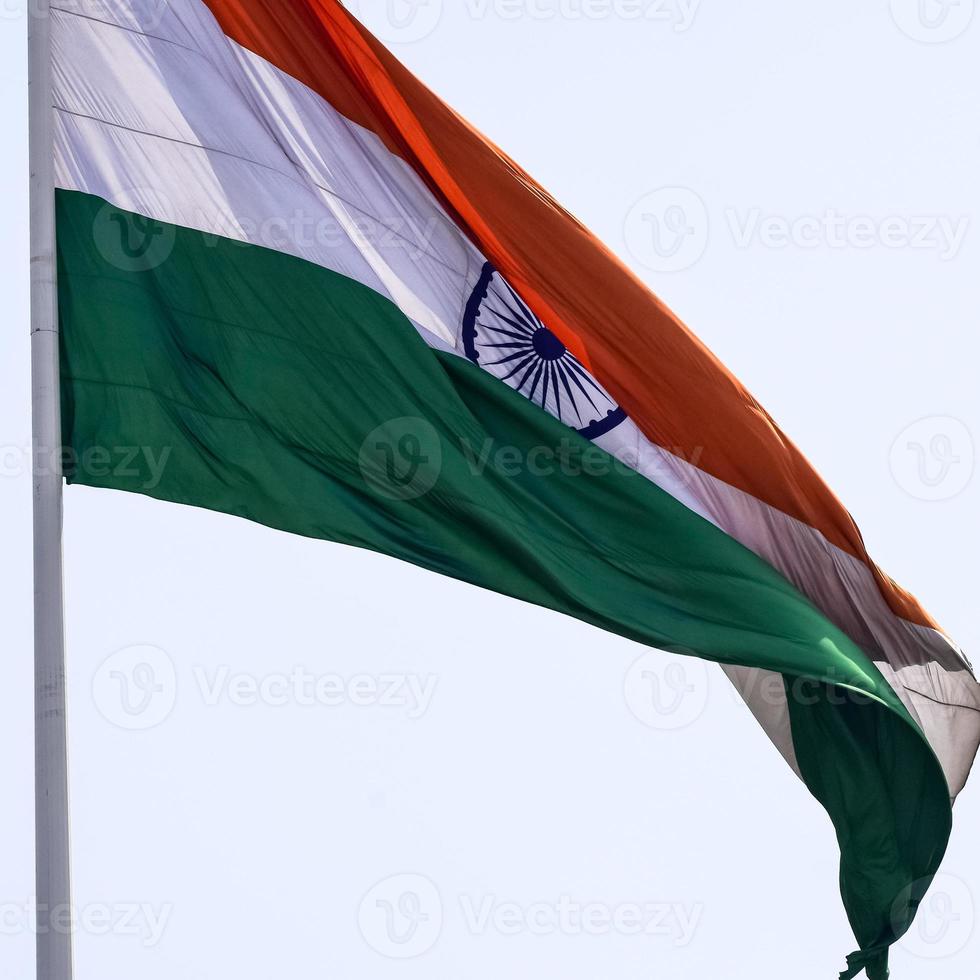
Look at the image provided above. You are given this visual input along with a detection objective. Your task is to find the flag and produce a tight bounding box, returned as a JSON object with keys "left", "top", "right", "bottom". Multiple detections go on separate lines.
{"left": 51, "top": 2, "right": 978, "bottom": 975}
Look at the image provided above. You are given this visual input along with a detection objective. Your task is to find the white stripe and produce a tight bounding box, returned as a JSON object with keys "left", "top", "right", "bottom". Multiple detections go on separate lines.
{"left": 53, "top": 0, "right": 978, "bottom": 794}
{"left": 53, "top": 1, "right": 478, "bottom": 346}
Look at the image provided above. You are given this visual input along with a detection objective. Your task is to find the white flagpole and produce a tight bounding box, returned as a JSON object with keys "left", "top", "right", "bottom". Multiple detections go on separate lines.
{"left": 29, "top": 1, "right": 74, "bottom": 978}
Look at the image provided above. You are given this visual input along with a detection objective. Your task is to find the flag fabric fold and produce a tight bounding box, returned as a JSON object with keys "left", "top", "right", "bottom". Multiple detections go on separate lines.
{"left": 50, "top": 2, "right": 979, "bottom": 974}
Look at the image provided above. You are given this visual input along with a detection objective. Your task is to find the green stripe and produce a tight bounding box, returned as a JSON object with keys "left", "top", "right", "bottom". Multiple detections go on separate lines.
{"left": 56, "top": 189, "right": 950, "bottom": 977}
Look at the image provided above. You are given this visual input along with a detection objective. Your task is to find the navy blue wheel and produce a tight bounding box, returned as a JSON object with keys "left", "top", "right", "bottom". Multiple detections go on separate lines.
{"left": 462, "top": 263, "right": 627, "bottom": 440}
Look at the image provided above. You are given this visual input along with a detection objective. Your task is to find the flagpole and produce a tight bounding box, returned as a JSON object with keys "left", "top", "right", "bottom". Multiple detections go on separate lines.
{"left": 29, "top": 2, "right": 74, "bottom": 978}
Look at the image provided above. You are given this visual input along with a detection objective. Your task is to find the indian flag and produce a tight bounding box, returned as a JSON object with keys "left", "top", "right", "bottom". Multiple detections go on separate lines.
{"left": 49, "top": 2, "right": 978, "bottom": 976}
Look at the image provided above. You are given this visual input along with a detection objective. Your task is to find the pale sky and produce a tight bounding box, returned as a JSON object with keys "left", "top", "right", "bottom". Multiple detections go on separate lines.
{"left": 0, "top": 2, "right": 977, "bottom": 978}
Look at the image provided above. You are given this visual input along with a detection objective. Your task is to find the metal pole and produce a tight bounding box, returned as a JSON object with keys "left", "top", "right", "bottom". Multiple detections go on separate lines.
{"left": 29, "top": 0, "right": 74, "bottom": 977}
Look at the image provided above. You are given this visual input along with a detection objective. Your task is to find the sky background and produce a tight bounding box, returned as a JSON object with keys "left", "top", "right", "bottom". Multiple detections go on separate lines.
{"left": 1, "top": 1, "right": 978, "bottom": 978}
